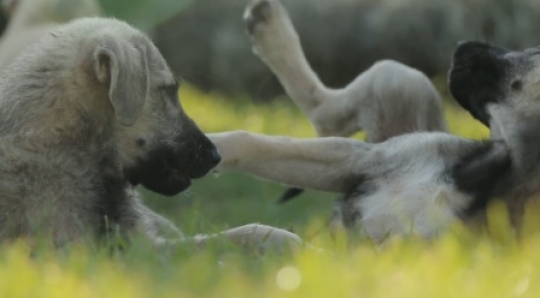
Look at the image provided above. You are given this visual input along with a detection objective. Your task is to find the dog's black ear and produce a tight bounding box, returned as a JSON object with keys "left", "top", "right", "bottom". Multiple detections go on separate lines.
{"left": 448, "top": 41, "right": 511, "bottom": 127}
{"left": 452, "top": 141, "right": 512, "bottom": 216}
{"left": 449, "top": 69, "right": 497, "bottom": 127}
{"left": 93, "top": 36, "right": 149, "bottom": 126}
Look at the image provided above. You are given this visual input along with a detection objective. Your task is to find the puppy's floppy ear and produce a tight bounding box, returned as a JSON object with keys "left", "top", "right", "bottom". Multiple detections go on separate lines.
{"left": 93, "top": 36, "right": 149, "bottom": 126}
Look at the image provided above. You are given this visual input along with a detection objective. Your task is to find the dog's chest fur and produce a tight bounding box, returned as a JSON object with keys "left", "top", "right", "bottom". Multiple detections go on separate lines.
{"left": 0, "top": 140, "right": 139, "bottom": 244}
{"left": 351, "top": 170, "right": 470, "bottom": 240}
{"left": 333, "top": 133, "right": 499, "bottom": 240}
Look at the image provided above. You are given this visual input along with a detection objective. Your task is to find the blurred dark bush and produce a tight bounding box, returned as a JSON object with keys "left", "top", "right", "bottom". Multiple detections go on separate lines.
{"left": 0, "top": 9, "right": 8, "bottom": 34}
{"left": 151, "top": 0, "right": 540, "bottom": 100}
{"left": 98, "top": 0, "right": 193, "bottom": 32}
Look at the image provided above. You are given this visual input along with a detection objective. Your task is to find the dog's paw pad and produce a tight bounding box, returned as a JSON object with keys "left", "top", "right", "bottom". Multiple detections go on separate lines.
{"left": 245, "top": 0, "right": 272, "bottom": 35}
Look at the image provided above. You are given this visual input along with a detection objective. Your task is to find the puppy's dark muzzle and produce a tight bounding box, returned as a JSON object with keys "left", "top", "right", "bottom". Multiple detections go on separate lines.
{"left": 183, "top": 145, "right": 220, "bottom": 179}
{"left": 210, "top": 147, "right": 221, "bottom": 165}
{"left": 448, "top": 41, "right": 510, "bottom": 126}
{"left": 176, "top": 124, "right": 221, "bottom": 179}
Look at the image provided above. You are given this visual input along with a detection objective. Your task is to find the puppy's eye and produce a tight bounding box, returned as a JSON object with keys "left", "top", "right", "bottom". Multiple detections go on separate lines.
{"left": 511, "top": 80, "right": 522, "bottom": 91}
{"left": 160, "top": 82, "right": 178, "bottom": 99}
{"left": 175, "top": 77, "right": 183, "bottom": 88}
{"left": 163, "top": 85, "right": 178, "bottom": 97}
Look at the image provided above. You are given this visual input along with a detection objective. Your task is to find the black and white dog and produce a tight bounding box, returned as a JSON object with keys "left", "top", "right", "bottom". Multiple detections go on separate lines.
{"left": 208, "top": 42, "right": 540, "bottom": 240}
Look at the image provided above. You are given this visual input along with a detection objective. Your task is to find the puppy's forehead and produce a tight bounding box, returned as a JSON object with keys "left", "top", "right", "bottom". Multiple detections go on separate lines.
{"left": 121, "top": 28, "right": 176, "bottom": 86}
{"left": 145, "top": 44, "right": 176, "bottom": 86}
{"left": 55, "top": 18, "right": 177, "bottom": 85}
{"left": 503, "top": 47, "right": 540, "bottom": 65}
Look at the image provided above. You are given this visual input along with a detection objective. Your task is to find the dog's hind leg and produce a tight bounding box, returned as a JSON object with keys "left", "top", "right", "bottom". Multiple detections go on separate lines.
{"left": 244, "top": 0, "right": 357, "bottom": 202}
{"left": 244, "top": 0, "right": 447, "bottom": 202}
{"left": 244, "top": 0, "right": 362, "bottom": 140}
{"left": 244, "top": 0, "right": 446, "bottom": 138}
{"left": 207, "top": 130, "right": 370, "bottom": 193}
{"left": 244, "top": 0, "right": 360, "bottom": 139}
{"left": 244, "top": 0, "right": 335, "bottom": 123}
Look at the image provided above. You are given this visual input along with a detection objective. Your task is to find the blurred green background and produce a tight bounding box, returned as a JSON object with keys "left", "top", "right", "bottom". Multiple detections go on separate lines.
{"left": 96, "top": 0, "right": 193, "bottom": 31}
{"left": 4, "top": 0, "right": 539, "bottom": 99}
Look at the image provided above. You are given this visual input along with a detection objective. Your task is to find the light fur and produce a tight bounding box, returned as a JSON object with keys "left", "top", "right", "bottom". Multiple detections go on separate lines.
{"left": 243, "top": 0, "right": 446, "bottom": 140}
{"left": 207, "top": 131, "right": 498, "bottom": 240}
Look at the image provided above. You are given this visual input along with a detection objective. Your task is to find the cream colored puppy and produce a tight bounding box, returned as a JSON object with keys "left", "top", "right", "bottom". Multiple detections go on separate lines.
{"left": 0, "top": 16, "right": 301, "bottom": 253}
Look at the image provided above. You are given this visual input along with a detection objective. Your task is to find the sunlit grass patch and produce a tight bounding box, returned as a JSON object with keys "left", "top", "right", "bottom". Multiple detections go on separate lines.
{"left": 181, "top": 83, "right": 488, "bottom": 140}
{"left": 181, "top": 86, "right": 318, "bottom": 137}
{"left": 2, "top": 202, "right": 540, "bottom": 298}
{"left": 444, "top": 102, "right": 489, "bottom": 139}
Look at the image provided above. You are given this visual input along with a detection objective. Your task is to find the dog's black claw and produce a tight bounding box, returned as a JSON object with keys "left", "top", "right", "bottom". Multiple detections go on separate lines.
{"left": 245, "top": 0, "right": 271, "bottom": 35}
{"left": 278, "top": 187, "right": 305, "bottom": 203}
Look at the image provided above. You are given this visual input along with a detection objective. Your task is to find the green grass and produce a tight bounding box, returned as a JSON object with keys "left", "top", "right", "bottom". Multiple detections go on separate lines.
{"left": 1, "top": 84, "right": 532, "bottom": 298}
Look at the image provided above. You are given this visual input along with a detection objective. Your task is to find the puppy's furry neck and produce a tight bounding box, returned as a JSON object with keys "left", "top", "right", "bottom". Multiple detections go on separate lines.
{"left": 489, "top": 104, "right": 540, "bottom": 193}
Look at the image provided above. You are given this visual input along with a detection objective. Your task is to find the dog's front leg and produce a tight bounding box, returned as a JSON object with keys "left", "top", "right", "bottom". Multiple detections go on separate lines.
{"left": 207, "top": 130, "right": 370, "bottom": 193}
{"left": 150, "top": 223, "right": 302, "bottom": 254}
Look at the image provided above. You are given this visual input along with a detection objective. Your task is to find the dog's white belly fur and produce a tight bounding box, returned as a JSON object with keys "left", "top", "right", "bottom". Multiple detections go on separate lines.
{"left": 357, "top": 151, "right": 471, "bottom": 239}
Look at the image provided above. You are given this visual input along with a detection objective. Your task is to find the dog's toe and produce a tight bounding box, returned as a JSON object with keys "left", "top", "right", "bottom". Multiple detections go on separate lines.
{"left": 244, "top": 0, "right": 272, "bottom": 35}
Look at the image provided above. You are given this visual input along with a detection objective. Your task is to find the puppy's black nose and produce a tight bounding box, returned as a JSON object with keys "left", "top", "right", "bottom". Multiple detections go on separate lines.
{"left": 210, "top": 148, "right": 221, "bottom": 166}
